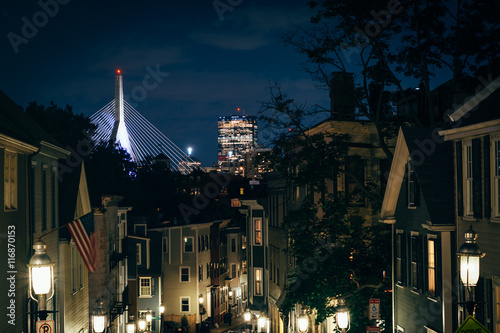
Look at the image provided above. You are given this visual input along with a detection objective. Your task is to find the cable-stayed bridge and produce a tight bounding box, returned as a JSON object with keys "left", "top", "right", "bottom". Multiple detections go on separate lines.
{"left": 89, "top": 70, "right": 197, "bottom": 174}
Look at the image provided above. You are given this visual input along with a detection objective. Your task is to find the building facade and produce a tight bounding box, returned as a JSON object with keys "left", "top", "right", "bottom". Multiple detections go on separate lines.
{"left": 380, "top": 127, "right": 457, "bottom": 333}
{"left": 217, "top": 115, "right": 258, "bottom": 175}
{"left": 439, "top": 77, "right": 500, "bottom": 331}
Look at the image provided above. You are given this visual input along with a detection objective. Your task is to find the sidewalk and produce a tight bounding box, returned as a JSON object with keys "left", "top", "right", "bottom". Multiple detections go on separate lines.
{"left": 210, "top": 314, "right": 247, "bottom": 333}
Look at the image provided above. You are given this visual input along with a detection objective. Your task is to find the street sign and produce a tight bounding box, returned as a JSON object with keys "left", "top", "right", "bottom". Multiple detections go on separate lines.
{"left": 369, "top": 299, "right": 380, "bottom": 320}
{"left": 367, "top": 327, "right": 381, "bottom": 332}
{"left": 455, "top": 315, "right": 491, "bottom": 333}
{"left": 36, "top": 320, "right": 54, "bottom": 333}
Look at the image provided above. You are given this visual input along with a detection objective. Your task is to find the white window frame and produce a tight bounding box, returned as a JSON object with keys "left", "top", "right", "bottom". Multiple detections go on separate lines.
{"left": 492, "top": 137, "right": 500, "bottom": 218}
{"left": 180, "top": 297, "right": 190, "bottom": 312}
{"left": 255, "top": 268, "right": 263, "bottom": 295}
{"left": 180, "top": 266, "right": 190, "bottom": 283}
{"left": 464, "top": 140, "right": 474, "bottom": 216}
{"left": 254, "top": 218, "right": 262, "bottom": 246}
{"left": 4, "top": 150, "right": 17, "bottom": 211}
{"left": 184, "top": 236, "right": 194, "bottom": 253}
{"left": 139, "top": 277, "right": 152, "bottom": 297}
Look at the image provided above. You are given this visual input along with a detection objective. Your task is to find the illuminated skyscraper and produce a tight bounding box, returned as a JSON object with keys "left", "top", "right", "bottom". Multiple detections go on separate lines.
{"left": 217, "top": 115, "right": 257, "bottom": 174}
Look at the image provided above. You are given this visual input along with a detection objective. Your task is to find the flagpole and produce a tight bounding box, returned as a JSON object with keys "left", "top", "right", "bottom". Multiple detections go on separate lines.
{"left": 36, "top": 223, "right": 69, "bottom": 240}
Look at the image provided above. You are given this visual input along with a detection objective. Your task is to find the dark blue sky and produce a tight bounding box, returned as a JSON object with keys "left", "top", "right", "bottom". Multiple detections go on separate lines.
{"left": 0, "top": 0, "right": 330, "bottom": 166}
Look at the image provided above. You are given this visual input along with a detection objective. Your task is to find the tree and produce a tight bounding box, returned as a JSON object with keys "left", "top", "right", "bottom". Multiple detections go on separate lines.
{"left": 84, "top": 141, "right": 137, "bottom": 206}
{"left": 283, "top": 0, "right": 499, "bottom": 160}
{"left": 258, "top": 85, "right": 391, "bottom": 332}
{"left": 25, "top": 101, "right": 97, "bottom": 148}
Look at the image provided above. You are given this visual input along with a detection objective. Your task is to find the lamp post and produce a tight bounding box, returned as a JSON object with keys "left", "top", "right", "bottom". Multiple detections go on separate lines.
{"left": 138, "top": 313, "right": 147, "bottom": 332}
{"left": 243, "top": 306, "right": 251, "bottom": 332}
{"left": 335, "top": 298, "right": 350, "bottom": 333}
{"left": 458, "top": 227, "right": 484, "bottom": 317}
{"left": 27, "top": 240, "right": 55, "bottom": 321}
{"left": 146, "top": 309, "right": 153, "bottom": 332}
{"left": 297, "top": 309, "right": 309, "bottom": 333}
{"left": 127, "top": 316, "right": 136, "bottom": 333}
{"left": 159, "top": 304, "right": 165, "bottom": 333}
{"left": 92, "top": 298, "right": 106, "bottom": 333}
{"left": 257, "top": 314, "right": 266, "bottom": 333}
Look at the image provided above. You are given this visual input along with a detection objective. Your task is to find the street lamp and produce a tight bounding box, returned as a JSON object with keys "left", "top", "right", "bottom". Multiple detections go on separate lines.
{"left": 138, "top": 313, "right": 147, "bottom": 332}
{"left": 92, "top": 298, "right": 106, "bottom": 333}
{"left": 27, "top": 240, "right": 55, "bottom": 320}
{"left": 159, "top": 305, "right": 165, "bottom": 333}
{"left": 258, "top": 315, "right": 266, "bottom": 332}
{"left": 335, "top": 298, "right": 350, "bottom": 333}
{"left": 297, "top": 309, "right": 309, "bottom": 333}
{"left": 127, "top": 316, "right": 136, "bottom": 333}
{"left": 458, "top": 227, "right": 485, "bottom": 316}
{"left": 244, "top": 308, "right": 251, "bottom": 323}
{"left": 146, "top": 309, "right": 152, "bottom": 331}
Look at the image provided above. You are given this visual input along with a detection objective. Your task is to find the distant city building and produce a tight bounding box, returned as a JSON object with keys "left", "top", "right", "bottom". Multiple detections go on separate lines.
{"left": 218, "top": 115, "right": 257, "bottom": 162}
{"left": 217, "top": 115, "right": 258, "bottom": 176}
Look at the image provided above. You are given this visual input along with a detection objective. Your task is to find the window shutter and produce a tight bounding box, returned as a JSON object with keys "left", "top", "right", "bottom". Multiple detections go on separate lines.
{"left": 472, "top": 138, "right": 483, "bottom": 218}
{"left": 484, "top": 135, "right": 491, "bottom": 218}
{"left": 486, "top": 279, "right": 493, "bottom": 331}
{"left": 456, "top": 141, "right": 463, "bottom": 216}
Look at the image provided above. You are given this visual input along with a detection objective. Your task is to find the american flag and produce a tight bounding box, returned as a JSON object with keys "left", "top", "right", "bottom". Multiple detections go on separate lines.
{"left": 67, "top": 212, "right": 96, "bottom": 273}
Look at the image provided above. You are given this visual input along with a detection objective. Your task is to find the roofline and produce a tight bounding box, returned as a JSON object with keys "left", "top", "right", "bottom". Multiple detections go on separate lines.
{"left": 445, "top": 75, "right": 500, "bottom": 123}
{"left": 0, "top": 133, "right": 38, "bottom": 153}
{"left": 438, "top": 119, "right": 500, "bottom": 141}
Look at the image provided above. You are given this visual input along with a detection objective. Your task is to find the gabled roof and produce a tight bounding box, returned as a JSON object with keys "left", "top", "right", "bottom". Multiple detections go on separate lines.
{"left": 380, "top": 126, "right": 454, "bottom": 226}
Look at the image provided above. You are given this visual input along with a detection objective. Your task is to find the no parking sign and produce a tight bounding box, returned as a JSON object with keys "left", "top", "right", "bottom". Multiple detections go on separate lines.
{"left": 36, "top": 320, "right": 54, "bottom": 333}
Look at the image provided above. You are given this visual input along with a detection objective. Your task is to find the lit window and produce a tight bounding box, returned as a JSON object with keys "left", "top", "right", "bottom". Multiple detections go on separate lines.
{"left": 493, "top": 138, "right": 500, "bottom": 217}
{"left": 181, "top": 297, "right": 190, "bottom": 312}
{"left": 139, "top": 277, "right": 152, "bottom": 297}
{"left": 464, "top": 141, "right": 474, "bottom": 216}
{"left": 255, "top": 268, "right": 263, "bottom": 295}
{"left": 180, "top": 267, "right": 190, "bottom": 282}
{"left": 427, "top": 239, "right": 437, "bottom": 296}
{"left": 184, "top": 237, "right": 193, "bottom": 252}
{"left": 4, "top": 151, "right": 17, "bottom": 211}
{"left": 254, "top": 219, "right": 262, "bottom": 245}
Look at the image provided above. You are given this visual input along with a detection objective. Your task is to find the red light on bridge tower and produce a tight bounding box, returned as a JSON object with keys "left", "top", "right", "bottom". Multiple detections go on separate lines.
{"left": 116, "top": 69, "right": 121, "bottom": 75}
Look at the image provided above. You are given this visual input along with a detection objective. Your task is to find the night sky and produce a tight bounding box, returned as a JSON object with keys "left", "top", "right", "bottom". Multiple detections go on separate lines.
{"left": 0, "top": 0, "right": 330, "bottom": 166}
